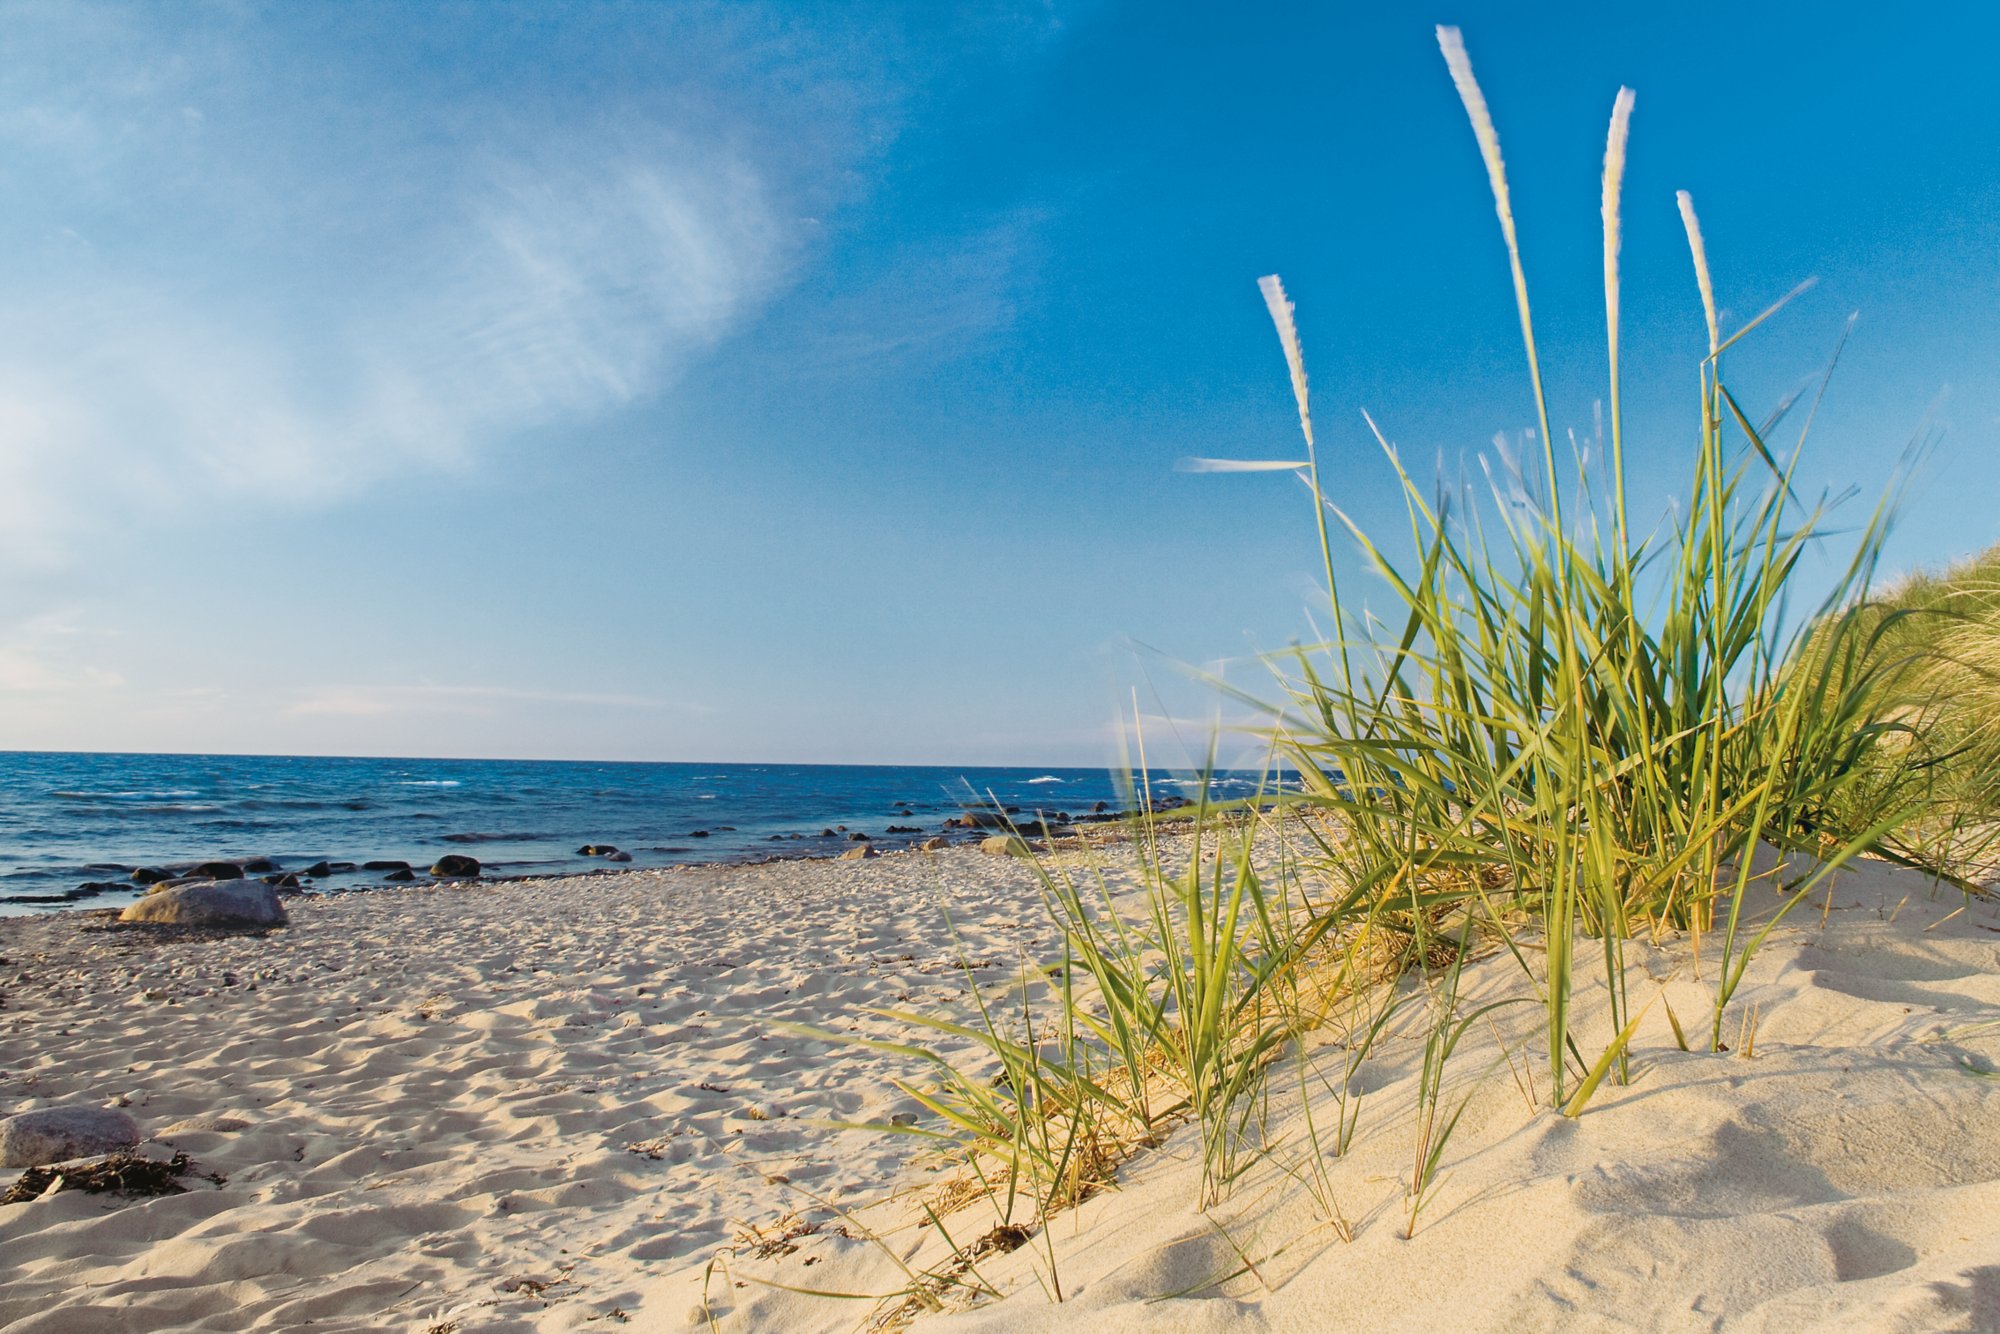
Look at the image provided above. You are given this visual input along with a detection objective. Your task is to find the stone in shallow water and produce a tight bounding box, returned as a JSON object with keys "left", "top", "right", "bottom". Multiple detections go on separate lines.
{"left": 0, "top": 1106, "right": 141, "bottom": 1169}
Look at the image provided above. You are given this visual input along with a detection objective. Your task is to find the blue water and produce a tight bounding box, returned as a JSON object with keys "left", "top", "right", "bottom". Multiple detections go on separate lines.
{"left": 0, "top": 752, "right": 1248, "bottom": 916}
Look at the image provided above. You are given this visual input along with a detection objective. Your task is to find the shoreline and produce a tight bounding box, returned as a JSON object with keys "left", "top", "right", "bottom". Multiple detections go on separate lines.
{"left": 0, "top": 797, "right": 1191, "bottom": 920}
{"left": 0, "top": 750, "right": 1233, "bottom": 918}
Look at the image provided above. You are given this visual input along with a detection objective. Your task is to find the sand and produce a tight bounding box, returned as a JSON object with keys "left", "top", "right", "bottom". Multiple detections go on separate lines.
{"left": 0, "top": 845, "right": 1080, "bottom": 1331}
{"left": 4, "top": 845, "right": 2000, "bottom": 1332}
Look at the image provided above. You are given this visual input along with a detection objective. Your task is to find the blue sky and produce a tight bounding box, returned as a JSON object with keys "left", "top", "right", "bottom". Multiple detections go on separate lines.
{"left": 0, "top": 1, "right": 1994, "bottom": 765}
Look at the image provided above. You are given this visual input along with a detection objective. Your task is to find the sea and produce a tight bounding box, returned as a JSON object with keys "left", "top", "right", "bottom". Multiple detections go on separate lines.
{"left": 0, "top": 752, "right": 1264, "bottom": 916}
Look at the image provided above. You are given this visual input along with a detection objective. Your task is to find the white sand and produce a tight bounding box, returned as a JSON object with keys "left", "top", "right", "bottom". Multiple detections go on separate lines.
{"left": 0, "top": 846, "right": 1078, "bottom": 1331}
{"left": 702, "top": 857, "right": 2000, "bottom": 1333}
{"left": 5, "top": 848, "right": 2000, "bottom": 1332}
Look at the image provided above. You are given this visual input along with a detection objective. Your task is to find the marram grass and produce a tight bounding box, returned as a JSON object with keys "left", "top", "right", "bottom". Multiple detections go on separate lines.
{"left": 822, "top": 26, "right": 1987, "bottom": 1314}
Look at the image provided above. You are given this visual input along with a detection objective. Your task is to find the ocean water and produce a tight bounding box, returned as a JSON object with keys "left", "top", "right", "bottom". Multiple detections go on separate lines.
{"left": 0, "top": 752, "right": 1258, "bottom": 916}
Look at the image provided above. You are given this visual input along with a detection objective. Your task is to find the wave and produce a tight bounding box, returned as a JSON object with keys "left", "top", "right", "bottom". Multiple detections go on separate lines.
{"left": 1026, "top": 776, "right": 1065, "bottom": 784}
{"left": 398, "top": 780, "right": 462, "bottom": 788}
{"left": 50, "top": 789, "right": 201, "bottom": 801}
{"left": 61, "top": 803, "right": 223, "bottom": 816}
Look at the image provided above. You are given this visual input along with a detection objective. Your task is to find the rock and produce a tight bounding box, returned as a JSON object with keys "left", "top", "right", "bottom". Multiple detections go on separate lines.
{"left": 819, "top": 829, "right": 838, "bottom": 838}
{"left": 605, "top": 851, "right": 632, "bottom": 863}
{"left": 8, "top": 886, "right": 88, "bottom": 904}
{"left": 0, "top": 1106, "right": 142, "bottom": 1168}
{"left": 430, "top": 854, "right": 480, "bottom": 879}
{"left": 980, "top": 835, "right": 1031, "bottom": 857}
{"left": 72, "top": 882, "right": 124, "bottom": 898}
{"left": 119, "top": 880, "right": 288, "bottom": 927}
{"left": 262, "top": 872, "right": 303, "bottom": 889}
{"left": 190, "top": 861, "right": 244, "bottom": 880}
{"left": 687, "top": 830, "right": 710, "bottom": 838}
{"left": 1094, "top": 801, "right": 1110, "bottom": 813}
{"left": 919, "top": 837, "right": 948, "bottom": 851}
{"left": 847, "top": 832, "right": 871, "bottom": 842}
{"left": 384, "top": 868, "right": 416, "bottom": 882}
{"left": 957, "top": 809, "right": 1010, "bottom": 829}
{"left": 886, "top": 825, "right": 922, "bottom": 834}
{"left": 362, "top": 860, "right": 410, "bottom": 872}
{"left": 240, "top": 857, "right": 278, "bottom": 874}
{"left": 130, "top": 867, "right": 171, "bottom": 885}
{"left": 303, "top": 862, "right": 335, "bottom": 878}
{"left": 839, "top": 845, "right": 878, "bottom": 860}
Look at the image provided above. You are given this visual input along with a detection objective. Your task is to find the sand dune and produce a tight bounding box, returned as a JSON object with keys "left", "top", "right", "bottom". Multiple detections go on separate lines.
{"left": 691, "top": 858, "right": 2000, "bottom": 1333}
{"left": 4, "top": 849, "right": 1999, "bottom": 1331}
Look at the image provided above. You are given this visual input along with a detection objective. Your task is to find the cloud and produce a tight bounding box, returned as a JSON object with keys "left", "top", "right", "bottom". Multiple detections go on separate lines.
{"left": 780, "top": 209, "right": 1048, "bottom": 371}
{"left": 0, "top": 609, "right": 124, "bottom": 693}
{"left": 0, "top": 2, "right": 868, "bottom": 562}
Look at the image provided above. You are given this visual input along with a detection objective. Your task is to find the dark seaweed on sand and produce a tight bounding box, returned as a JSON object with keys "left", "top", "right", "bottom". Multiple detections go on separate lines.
{"left": 1, "top": 1151, "right": 224, "bottom": 1206}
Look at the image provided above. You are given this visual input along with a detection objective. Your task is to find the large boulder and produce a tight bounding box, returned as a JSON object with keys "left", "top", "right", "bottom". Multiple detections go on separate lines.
{"left": 0, "top": 1106, "right": 141, "bottom": 1168}
{"left": 838, "top": 845, "right": 878, "bottom": 860}
{"left": 980, "top": 835, "right": 1031, "bottom": 857}
{"left": 119, "top": 880, "right": 288, "bottom": 927}
{"left": 430, "top": 854, "right": 480, "bottom": 879}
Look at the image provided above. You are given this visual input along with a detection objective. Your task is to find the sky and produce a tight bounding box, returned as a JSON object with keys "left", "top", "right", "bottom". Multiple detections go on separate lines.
{"left": 0, "top": 0, "right": 1994, "bottom": 766}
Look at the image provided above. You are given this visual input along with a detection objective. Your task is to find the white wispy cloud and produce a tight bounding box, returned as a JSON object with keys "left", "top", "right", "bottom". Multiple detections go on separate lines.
{"left": 0, "top": 609, "right": 124, "bottom": 693}
{"left": 0, "top": 2, "right": 857, "bottom": 562}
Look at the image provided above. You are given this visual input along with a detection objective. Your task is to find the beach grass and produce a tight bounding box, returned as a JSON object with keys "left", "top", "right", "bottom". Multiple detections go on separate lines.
{"left": 831, "top": 23, "right": 1993, "bottom": 1317}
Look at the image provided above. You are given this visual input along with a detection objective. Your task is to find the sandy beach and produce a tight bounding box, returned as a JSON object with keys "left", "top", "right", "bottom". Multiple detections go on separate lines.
{"left": 0, "top": 842, "right": 1082, "bottom": 1331}
{"left": 4, "top": 840, "right": 1999, "bottom": 1331}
